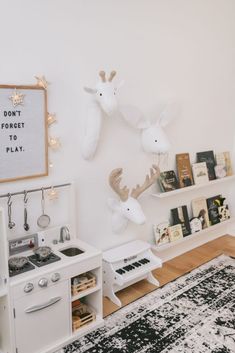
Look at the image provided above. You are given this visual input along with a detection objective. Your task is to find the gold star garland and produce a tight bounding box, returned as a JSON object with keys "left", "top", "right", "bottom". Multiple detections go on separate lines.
{"left": 34, "top": 75, "right": 61, "bottom": 167}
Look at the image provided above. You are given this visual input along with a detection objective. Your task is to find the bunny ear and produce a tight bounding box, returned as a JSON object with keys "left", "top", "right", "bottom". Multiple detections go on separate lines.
{"left": 119, "top": 105, "right": 150, "bottom": 129}
{"left": 84, "top": 87, "right": 97, "bottom": 94}
{"left": 157, "top": 102, "right": 180, "bottom": 127}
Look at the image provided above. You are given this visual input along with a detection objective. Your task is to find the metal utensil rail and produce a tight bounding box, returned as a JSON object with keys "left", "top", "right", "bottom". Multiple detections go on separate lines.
{"left": 0, "top": 183, "right": 71, "bottom": 199}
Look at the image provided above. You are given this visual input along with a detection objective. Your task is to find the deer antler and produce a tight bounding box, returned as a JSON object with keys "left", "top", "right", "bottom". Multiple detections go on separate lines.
{"left": 109, "top": 168, "right": 129, "bottom": 201}
{"left": 131, "top": 165, "right": 160, "bottom": 199}
{"left": 108, "top": 70, "right": 116, "bottom": 82}
{"left": 99, "top": 71, "right": 106, "bottom": 82}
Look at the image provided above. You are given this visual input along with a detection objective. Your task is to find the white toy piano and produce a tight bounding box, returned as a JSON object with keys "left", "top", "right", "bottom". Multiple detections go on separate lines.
{"left": 103, "top": 240, "right": 162, "bottom": 306}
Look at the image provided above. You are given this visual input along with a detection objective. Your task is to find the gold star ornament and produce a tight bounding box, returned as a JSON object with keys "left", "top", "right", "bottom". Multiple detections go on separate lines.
{"left": 48, "top": 137, "right": 61, "bottom": 150}
{"left": 35, "top": 75, "right": 49, "bottom": 89}
{"left": 47, "top": 113, "right": 57, "bottom": 126}
{"left": 9, "top": 89, "right": 25, "bottom": 107}
{"left": 47, "top": 186, "right": 59, "bottom": 200}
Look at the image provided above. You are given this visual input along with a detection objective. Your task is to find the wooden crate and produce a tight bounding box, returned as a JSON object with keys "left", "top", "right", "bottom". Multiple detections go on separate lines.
{"left": 71, "top": 272, "right": 96, "bottom": 296}
{"left": 72, "top": 303, "right": 96, "bottom": 331}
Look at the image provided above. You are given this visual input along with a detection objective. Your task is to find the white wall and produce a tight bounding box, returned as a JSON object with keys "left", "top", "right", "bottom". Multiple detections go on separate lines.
{"left": 0, "top": 0, "right": 235, "bottom": 250}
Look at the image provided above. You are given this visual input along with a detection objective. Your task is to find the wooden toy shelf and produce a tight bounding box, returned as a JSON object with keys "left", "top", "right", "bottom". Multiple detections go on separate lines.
{"left": 72, "top": 303, "right": 96, "bottom": 332}
{"left": 70, "top": 270, "right": 101, "bottom": 302}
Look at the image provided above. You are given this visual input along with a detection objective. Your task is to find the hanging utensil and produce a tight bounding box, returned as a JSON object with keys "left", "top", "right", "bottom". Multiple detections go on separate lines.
{"left": 7, "top": 193, "right": 15, "bottom": 229}
{"left": 23, "top": 190, "right": 30, "bottom": 231}
{"left": 37, "top": 188, "right": 50, "bottom": 229}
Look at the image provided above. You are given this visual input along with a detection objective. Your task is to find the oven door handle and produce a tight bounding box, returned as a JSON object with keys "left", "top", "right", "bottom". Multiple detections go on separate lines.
{"left": 25, "top": 296, "right": 62, "bottom": 314}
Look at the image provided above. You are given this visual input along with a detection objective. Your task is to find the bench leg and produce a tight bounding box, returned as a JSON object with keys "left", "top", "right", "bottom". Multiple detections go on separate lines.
{"left": 147, "top": 272, "right": 160, "bottom": 287}
{"left": 106, "top": 289, "right": 122, "bottom": 307}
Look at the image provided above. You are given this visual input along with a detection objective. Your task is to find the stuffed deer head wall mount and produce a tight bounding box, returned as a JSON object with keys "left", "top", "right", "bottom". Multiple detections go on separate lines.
{"left": 82, "top": 70, "right": 122, "bottom": 160}
{"left": 108, "top": 165, "right": 160, "bottom": 233}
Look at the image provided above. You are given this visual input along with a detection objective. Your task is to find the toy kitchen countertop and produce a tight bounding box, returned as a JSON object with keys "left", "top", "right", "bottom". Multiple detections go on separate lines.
{"left": 8, "top": 226, "right": 102, "bottom": 287}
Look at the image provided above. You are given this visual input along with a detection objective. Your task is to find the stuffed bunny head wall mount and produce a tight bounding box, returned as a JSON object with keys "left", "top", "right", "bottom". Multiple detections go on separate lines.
{"left": 120, "top": 102, "right": 178, "bottom": 156}
{"left": 108, "top": 165, "right": 160, "bottom": 233}
{"left": 139, "top": 114, "right": 171, "bottom": 154}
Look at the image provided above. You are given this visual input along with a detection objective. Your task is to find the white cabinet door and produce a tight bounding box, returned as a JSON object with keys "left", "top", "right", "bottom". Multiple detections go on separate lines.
{"left": 0, "top": 208, "right": 8, "bottom": 296}
{"left": 14, "top": 281, "right": 70, "bottom": 353}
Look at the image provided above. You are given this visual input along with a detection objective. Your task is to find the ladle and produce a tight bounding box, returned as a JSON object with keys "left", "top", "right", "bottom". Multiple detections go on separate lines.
{"left": 23, "top": 190, "right": 30, "bottom": 231}
{"left": 7, "top": 193, "right": 15, "bottom": 229}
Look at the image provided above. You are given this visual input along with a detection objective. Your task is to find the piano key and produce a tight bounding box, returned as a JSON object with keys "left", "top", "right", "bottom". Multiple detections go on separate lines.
{"left": 116, "top": 269, "right": 125, "bottom": 275}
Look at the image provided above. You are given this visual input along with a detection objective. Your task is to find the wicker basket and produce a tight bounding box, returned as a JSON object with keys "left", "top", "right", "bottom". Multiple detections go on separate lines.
{"left": 71, "top": 272, "right": 96, "bottom": 296}
{"left": 72, "top": 303, "right": 96, "bottom": 331}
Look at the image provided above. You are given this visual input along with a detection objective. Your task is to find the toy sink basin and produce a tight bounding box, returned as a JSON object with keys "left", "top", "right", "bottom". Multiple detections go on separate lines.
{"left": 60, "top": 247, "right": 84, "bottom": 257}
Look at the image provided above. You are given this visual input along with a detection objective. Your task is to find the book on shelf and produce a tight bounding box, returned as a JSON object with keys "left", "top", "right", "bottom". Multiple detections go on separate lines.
{"left": 158, "top": 170, "right": 179, "bottom": 192}
{"left": 171, "top": 205, "right": 191, "bottom": 237}
{"left": 168, "top": 224, "right": 183, "bottom": 242}
{"left": 176, "top": 153, "right": 194, "bottom": 188}
{"left": 215, "top": 152, "right": 228, "bottom": 178}
{"left": 196, "top": 150, "right": 216, "bottom": 181}
{"left": 206, "top": 195, "right": 222, "bottom": 225}
{"left": 214, "top": 165, "right": 226, "bottom": 179}
{"left": 189, "top": 217, "right": 203, "bottom": 233}
{"left": 218, "top": 205, "right": 230, "bottom": 222}
{"left": 153, "top": 221, "right": 170, "bottom": 246}
{"left": 192, "top": 162, "right": 209, "bottom": 185}
{"left": 191, "top": 197, "right": 210, "bottom": 229}
{"left": 224, "top": 151, "right": 233, "bottom": 176}
{"left": 215, "top": 152, "right": 226, "bottom": 168}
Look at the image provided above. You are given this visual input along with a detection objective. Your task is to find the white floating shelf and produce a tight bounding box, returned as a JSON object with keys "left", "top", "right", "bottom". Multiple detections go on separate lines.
{"left": 71, "top": 285, "right": 101, "bottom": 302}
{"left": 151, "top": 217, "right": 235, "bottom": 252}
{"left": 152, "top": 175, "right": 235, "bottom": 199}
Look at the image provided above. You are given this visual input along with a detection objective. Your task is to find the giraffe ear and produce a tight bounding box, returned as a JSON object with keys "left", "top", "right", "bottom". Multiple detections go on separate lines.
{"left": 84, "top": 87, "right": 97, "bottom": 94}
{"left": 116, "top": 80, "right": 125, "bottom": 90}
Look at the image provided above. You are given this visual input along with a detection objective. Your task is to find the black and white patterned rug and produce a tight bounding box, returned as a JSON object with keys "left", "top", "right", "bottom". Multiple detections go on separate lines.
{"left": 64, "top": 254, "right": 235, "bottom": 353}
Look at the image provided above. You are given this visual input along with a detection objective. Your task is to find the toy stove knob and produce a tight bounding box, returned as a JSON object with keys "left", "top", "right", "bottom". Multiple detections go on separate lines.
{"left": 38, "top": 278, "right": 48, "bottom": 288}
{"left": 24, "top": 282, "right": 34, "bottom": 293}
{"left": 51, "top": 273, "right": 60, "bottom": 282}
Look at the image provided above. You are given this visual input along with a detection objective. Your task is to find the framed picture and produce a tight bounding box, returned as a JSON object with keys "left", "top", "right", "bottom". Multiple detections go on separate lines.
{"left": 0, "top": 85, "right": 48, "bottom": 182}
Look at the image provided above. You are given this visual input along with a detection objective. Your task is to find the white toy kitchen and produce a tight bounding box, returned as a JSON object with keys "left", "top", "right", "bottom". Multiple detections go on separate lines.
{"left": 0, "top": 183, "right": 103, "bottom": 353}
